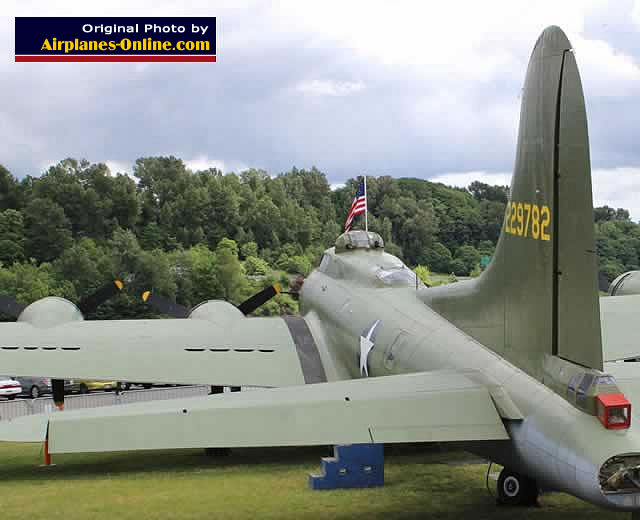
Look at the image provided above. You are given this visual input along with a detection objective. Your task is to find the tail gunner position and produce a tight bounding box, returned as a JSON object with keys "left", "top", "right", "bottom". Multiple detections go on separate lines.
{"left": 2, "top": 26, "right": 640, "bottom": 512}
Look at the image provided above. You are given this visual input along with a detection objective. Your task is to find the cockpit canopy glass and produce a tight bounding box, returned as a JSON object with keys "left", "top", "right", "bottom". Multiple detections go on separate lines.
{"left": 376, "top": 267, "right": 421, "bottom": 287}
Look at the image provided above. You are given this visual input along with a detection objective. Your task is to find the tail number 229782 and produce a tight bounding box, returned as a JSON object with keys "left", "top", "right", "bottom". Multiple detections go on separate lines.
{"left": 504, "top": 201, "right": 551, "bottom": 241}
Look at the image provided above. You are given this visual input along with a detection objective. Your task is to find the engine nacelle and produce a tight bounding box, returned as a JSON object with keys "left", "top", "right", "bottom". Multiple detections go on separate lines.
{"left": 17, "top": 296, "right": 83, "bottom": 328}
{"left": 188, "top": 300, "right": 245, "bottom": 325}
{"left": 609, "top": 271, "right": 640, "bottom": 296}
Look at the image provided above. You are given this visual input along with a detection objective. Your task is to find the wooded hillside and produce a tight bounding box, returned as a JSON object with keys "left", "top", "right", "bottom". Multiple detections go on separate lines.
{"left": 0, "top": 157, "right": 637, "bottom": 318}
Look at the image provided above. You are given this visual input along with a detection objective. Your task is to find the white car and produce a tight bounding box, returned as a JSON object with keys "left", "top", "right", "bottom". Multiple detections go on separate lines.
{"left": 0, "top": 376, "right": 21, "bottom": 400}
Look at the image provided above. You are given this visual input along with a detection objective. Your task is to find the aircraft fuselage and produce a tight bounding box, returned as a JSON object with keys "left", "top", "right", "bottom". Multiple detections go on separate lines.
{"left": 301, "top": 247, "right": 640, "bottom": 510}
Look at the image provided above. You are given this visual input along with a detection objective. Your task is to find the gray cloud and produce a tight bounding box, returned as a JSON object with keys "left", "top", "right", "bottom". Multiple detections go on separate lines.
{"left": 0, "top": 1, "right": 639, "bottom": 219}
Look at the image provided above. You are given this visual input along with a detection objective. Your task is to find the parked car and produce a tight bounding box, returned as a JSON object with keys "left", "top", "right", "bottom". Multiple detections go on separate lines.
{"left": 12, "top": 377, "right": 74, "bottom": 398}
{"left": 14, "top": 376, "right": 51, "bottom": 399}
{"left": 0, "top": 376, "right": 21, "bottom": 400}
{"left": 74, "top": 380, "right": 118, "bottom": 394}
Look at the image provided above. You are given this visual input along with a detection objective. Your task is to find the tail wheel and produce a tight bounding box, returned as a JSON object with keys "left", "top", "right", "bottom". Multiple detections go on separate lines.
{"left": 30, "top": 385, "right": 41, "bottom": 399}
{"left": 497, "top": 468, "right": 538, "bottom": 506}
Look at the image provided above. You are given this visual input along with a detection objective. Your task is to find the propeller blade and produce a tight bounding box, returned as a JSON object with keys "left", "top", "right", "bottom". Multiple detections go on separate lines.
{"left": 237, "top": 284, "right": 281, "bottom": 315}
{"left": 142, "top": 291, "right": 190, "bottom": 318}
{"left": 52, "top": 379, "right": 65, "bottom": 410}
{"left": 77, "top": 280, "right": 124, "bottom": 315}
{"left": 0, "top": 295, "right": 27, "bottom": 318}
{"left": 598, "top": 272, "right": 610, "bottom": 293}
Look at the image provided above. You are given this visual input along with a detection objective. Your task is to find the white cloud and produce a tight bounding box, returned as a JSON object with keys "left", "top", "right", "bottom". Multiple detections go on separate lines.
{"left": 296, "top": 80, "right": 365, "bottom": 97}
{"left": 429, "top": 168, "right": 640, "bottom": 222}
{"left": 429, "top": 171, "right": 512, "bottom": 189}
{"left": 184, "top": 156, "right": 249, "bottom": 173}
{"left": 574, "top": 37, "right": 640, "bottom": 98}
{"left": 0, "top": 0, "right": 639, "bottom": 205}
{"left": 633, "top": 0, "right": 640, "bottom": 28}
{"left": 105, "top": 160, "right": 131, "bottom": 175}
{"left": 593, "top": 167, "right": 640, "bottom": 221}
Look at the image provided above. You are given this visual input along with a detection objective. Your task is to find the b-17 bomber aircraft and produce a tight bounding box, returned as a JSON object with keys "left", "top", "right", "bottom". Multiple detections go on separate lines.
{"left": 2, "top": 26, "right": 640, "bottom": 513}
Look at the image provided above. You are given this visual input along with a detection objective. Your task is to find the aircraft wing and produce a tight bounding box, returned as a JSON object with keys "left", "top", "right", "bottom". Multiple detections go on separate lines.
{"left": 601, "top": 295, "right": 640, "bottom": 362}
{"left": 0, "top": 370, "right": 509, "bottom": 452}
{"left": 0, "top": 313, "right": 330, "bottom": 387}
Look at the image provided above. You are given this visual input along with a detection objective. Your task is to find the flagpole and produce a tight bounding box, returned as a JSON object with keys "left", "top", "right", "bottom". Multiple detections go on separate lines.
{"left": 364, "top": 175, "right": 368, "bottom": 233}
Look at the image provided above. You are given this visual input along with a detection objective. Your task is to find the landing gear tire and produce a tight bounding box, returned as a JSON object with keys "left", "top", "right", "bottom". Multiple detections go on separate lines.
{"left": 30, "top": 385, "right": 40, "bottom": 399}
{"left": 497, "top": 469, "right": 539, "bottom": 506}
{"left": 79, "top": 384, "right": 89, "bottom": 394}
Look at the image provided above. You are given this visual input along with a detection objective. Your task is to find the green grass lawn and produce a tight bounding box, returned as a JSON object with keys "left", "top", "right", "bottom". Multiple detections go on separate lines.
{"left": 0, "top": 443, "right": 625, "bottom": 519}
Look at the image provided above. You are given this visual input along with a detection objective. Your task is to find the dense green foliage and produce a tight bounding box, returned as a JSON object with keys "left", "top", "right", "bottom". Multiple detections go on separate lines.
{"left": 0, "top": 158, "right": 637, "bottom": 318}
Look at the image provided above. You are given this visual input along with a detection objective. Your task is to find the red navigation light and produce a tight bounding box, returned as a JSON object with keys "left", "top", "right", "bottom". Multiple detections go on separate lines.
{"left": 596, "top": 393, "right": 631, "bottom": 430}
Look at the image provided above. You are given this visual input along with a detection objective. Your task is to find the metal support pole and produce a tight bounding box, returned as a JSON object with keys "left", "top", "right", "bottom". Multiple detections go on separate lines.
{"left": 364, "top": 175, "right": 368, "bottom": 233}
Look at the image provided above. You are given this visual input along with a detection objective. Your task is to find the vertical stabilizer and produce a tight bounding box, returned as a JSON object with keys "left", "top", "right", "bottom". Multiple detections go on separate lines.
{"left": 421, "top": 26, "right": 602, "bottom": 375}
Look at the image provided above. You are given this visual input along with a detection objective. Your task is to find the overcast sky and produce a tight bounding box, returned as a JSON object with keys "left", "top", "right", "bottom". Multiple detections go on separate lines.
{"left": 1, "top": 0, "right": 639, "bottom": 219}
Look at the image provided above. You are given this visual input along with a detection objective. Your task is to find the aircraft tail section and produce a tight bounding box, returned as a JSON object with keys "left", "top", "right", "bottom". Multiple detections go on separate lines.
{"left": 421, "top": 26, "right": 602, "bottom": 376}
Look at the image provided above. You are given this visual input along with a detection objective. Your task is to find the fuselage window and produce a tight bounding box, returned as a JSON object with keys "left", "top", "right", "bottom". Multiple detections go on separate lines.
{"left": 576, "top": 373, "right": 594, "bottom": 407}
{"left": 318, "top": 254, "right": 330, "bottom": 272}
{"left": 567, "top": 374, "right": 580, "bottom": 399}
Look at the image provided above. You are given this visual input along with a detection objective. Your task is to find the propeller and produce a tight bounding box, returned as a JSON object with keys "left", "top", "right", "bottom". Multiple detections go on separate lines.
{"left": 77, "top": 280, "right": 125, "bottom": 314}
{"left": 0, "top": 280, "right": 125, "bottom": 410}
{"left": 141, "top": 291, "right": 190, "bottom": 318}
{"left": 54, "top": 279, "right": 125, "bottom": 410}
{"left": 0, "top": 279, "right": 124, "bottom": 319}
{"left": 0, "top": 295, "right": 27, "bottom": 318}
{"left": 237, "top": 284, "right": 281, "bottom": 315}
{"left": 142, "top": 283, "right": 283, "bottom": 318}
{"left": 598, "top": 272, "right": 610, "bottom": 293}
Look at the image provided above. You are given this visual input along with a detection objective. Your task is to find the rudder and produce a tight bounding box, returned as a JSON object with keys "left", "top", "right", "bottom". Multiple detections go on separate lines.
{"left": 421, "top": 26, "right": 602, "bottom": 376}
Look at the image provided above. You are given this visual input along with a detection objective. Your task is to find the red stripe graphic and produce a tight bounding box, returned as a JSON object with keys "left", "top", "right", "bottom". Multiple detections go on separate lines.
{"left": 15, "top": 55, "right": 216, "bottom": 63}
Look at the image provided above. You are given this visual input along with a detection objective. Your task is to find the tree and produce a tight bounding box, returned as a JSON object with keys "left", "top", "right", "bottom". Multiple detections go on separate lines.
{"left": 240, "top": 241, "right": 258, "bottom": 260}
{"left": 468, "top": 181, "right": 508, "bottom": 203}
{"left": 0, "top": 164, "right": 21, "bottom": 210}
{"left": 454, "top": 245, "right": 481, "bottom": 275}
{"left": 424, "top": 242, "right": 452, "bottom": 273}
{"left": 469, "top": 263, "right": 483, "bottom": 278}
{"left": 0, "top": 209, "right": 25, "bottom": 264}
{"left": 244, "top": 256, "right": 269, "bottom": 276}
{"left": 24, "top": 198, "right": 72, "bottom": 263}
{"left": 450, "top": 258, "right": 467, "bottom": 276}
{"left": 414, "top": 265, "right": 433, "bottom": 286}
{"left": 214, "top": 238, "right": 246, "bottom": 303}
{"left": 287, "top": 255, "right": 312, "bottom": 276}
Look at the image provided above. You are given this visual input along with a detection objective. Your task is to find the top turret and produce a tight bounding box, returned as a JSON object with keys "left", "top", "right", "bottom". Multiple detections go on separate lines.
{"left": 334, "top": 231, "right": 384, "bottom": 254}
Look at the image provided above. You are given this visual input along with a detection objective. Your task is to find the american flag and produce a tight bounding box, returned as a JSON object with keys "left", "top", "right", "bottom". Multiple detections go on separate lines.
{"left": 345, "top": 177, "right": 366, "bottom": 232}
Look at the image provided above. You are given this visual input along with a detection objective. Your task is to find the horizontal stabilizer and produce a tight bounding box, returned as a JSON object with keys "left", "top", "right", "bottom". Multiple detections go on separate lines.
{"left": 0, "top": 414, "right": 48, "bottom": 443}
{"left": 0, "top": 370, "right": 509, "bottom": 452}
{"left": 601, "top": 295, "right": 640, "bottom": 362}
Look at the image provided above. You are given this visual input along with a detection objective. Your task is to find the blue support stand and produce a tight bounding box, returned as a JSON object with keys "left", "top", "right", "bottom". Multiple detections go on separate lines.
{"left": 309, "top": 443, "right": 384, "bottom": 490}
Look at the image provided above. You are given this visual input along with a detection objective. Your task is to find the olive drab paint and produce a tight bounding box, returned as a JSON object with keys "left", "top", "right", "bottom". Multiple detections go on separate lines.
{"left": 419, "top": 26, "right": 602, "bottom": 377}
